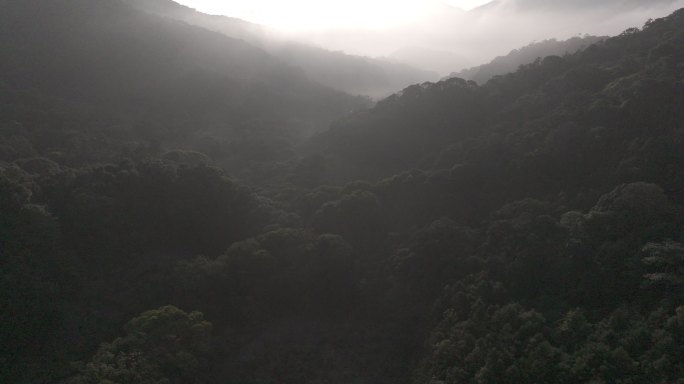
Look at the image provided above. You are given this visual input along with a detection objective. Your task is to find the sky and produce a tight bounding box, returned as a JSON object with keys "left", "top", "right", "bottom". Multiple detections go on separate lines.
{"left": 175, "top": 0, "right": 491, "bottom": 30}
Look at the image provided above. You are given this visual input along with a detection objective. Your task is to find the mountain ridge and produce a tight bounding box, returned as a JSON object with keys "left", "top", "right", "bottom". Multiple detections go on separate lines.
{"left": 124, "top": 0, "right": 439, "bottom": 97}
{"left": 445, "top": 35, "right": 608, "bottom": 84}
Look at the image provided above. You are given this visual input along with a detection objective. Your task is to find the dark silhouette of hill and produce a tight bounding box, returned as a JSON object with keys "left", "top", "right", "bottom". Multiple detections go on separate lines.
{"left": 0, "top": 0, "right": 367, "bottom": 121}
{"left": 124, "top": 0, "right": 438, "bottom": 97}
{"left": 0, "top": 0, "right": 368, "bottom": 166}
{"left": 123, "top": 0, "right": 267, "bottom": 41}
{"left": 445, "top": 35, "right": 607, "bottom": 84}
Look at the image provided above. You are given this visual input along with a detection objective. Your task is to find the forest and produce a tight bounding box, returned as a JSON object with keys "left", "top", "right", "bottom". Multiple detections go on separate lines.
{"left": 1, "top": 0, "right": 684, "bottom": 383}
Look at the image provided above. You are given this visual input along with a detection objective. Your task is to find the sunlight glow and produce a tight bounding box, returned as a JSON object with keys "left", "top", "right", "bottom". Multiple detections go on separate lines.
{"left": 443, "top": 0, "right": 493, "bottom": 10}
{"left": 175, "top": 0, "right": 491, "bottom": 31}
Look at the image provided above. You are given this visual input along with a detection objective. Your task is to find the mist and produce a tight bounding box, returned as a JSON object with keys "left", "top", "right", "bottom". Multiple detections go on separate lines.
{"left": 274, "top": 0, "right": 684, "bottom": 74}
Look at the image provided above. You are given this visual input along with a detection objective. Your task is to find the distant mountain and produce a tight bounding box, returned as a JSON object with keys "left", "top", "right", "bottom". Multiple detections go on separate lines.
{"left": 445, "top": 35, "right": 607, "bottom": 84}
{"left": 121, "top": 0, "right": 272, "bottom": 45}
{"left": 124, "top": 0, "right": 438, "bottom": 97}
{"left": 0, "top": 0, "right": 368, "bottom": 165}
{"left": 474, "top": 0, "right": 681, "bottom": 12}
{"left": 390, "top": 46, "right": 472, "bottom": 76}
{"left": 269, "top": 44, "right": 439, "bottom": 99}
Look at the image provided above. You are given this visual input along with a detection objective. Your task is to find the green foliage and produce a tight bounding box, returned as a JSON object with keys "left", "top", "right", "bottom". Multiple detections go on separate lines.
{"left": 0, "top": 165, "right": 74, "bottom": 382}
{"left": 54, "top": 160, "right": 266, "bottom": 260}
{"left": 421, "top": 302, "right": 684, "bottom": 384}
{"left": 173, "top": 229, "right": 361, "bottom": 324}
{"left": 72, "top": 306, "right": 213, "bottom": 384}
{"left": 642, "top": 240, "right": 684, "bottom": 288}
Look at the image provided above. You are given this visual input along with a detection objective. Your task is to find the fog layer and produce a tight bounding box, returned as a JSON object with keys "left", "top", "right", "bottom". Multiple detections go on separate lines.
{"left": 275, "top": 0, "right": 684, "bottom": 74}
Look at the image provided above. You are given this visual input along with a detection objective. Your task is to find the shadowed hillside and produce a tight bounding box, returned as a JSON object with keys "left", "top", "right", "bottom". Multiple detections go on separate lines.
{"left": 124, "top": 0, "right": 439, "bottom": 98}
{"left": 445, "top": 35, "right": 607, "bottom": 84}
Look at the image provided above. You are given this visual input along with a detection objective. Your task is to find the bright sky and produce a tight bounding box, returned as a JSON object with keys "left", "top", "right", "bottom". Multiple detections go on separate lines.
{"left": 175, "top": 0, "right": 492, "bottom": 30}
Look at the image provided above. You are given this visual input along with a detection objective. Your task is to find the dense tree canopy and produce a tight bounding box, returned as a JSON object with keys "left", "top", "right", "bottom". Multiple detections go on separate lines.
{"left": 1, "top": 1, "right": 684, "bottom": 383}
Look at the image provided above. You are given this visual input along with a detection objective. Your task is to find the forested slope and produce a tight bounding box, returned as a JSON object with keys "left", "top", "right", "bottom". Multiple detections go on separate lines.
{"left": 0, "top": 0, "right": 368, "bottom": 164}
{"left": 1, "top": 2, "right": 684, "bottom": 384}
{"left": 312, "top": 12, "right": 684, "bottom": 196}
{"left": 445, "top": 35, "right": 607, "bottom": 84}
{"left": 296, "top": 10, "right": 684, "bottom": 383}
{"left": 124, "top": 0, "right": 438, "bottom": 98}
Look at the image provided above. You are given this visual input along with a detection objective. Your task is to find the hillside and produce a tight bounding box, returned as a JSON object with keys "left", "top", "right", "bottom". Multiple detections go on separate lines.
{"left": 312, "top": 13, "right": 684, "bottom": 191}
{"left": 296, "top": 10, "right": 684, "bottom": 383}
{"left": 124, "top": 0, "right": 438, "bottom": 98}
{"left": 1, "top": 3, "right": 684, "bottom": 384}
{"left": 445, "top": 35, "right": 607, "bottom": 84}
{"left": 0, "top": 0, "right": 369, "bottom": 169}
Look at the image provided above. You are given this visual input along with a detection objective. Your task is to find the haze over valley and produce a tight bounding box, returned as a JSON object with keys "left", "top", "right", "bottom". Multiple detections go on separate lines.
{"left": 174, "top": 0, "right": 684, "bottom": 75}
